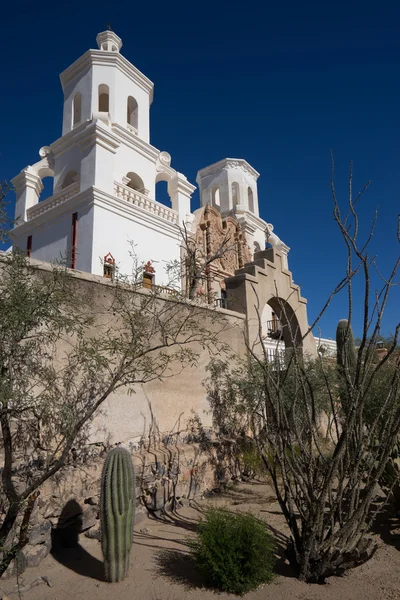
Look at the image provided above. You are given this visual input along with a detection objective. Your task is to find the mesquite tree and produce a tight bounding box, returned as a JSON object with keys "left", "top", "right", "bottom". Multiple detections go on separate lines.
{"left": 205, "top": 160, "right": 400, "bottom": 583}
{"left": 0, "top": 195, "right": 228, "bottom": 576}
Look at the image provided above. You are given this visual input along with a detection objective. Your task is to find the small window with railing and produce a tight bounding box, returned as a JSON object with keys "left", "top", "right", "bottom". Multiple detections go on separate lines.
{"left": 267, "top": 312, "right": 283, "bottom": 339}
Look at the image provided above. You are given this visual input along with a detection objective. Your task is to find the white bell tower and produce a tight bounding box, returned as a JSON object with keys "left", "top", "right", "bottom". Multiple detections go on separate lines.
{"left": 197, "top": 158, "right": 260, "bottom": 215}
{"left": 11, "top": 31, "right": 196, "bottom": 284}
{"left": 196, "top": 158, "right": 290, "bottom": 267}
{"left": 61, "top": 30, "right": 151, "bottom": 142}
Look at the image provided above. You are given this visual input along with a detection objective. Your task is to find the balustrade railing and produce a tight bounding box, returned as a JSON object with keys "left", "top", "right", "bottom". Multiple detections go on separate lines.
{"left": 114, "top": 181, "right": 178, "bottom": 224}
{"left": 27, "top": 182, "right": 80, "bottom": 220}
{"left": 266, "top": 319, "right": 283, "bottom": 339}
{"left": 135, "top": 280, "right": 179, "bottom": 296}
{"left": 26, "top": 181, "right": 178, "bottom": 226}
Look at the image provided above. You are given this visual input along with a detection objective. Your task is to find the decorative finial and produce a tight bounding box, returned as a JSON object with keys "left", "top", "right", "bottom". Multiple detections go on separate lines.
{"left": 106, "top": 23, "right": 112, "bottom": 31}
{"left": 96, "top": 30, "right": 123, "bottom": 53}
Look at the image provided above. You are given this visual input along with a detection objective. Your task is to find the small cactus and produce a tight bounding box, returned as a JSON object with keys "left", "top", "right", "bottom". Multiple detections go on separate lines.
{"left": 100, "top": 447, "right": 136, "bottom": 582}
{"left": 336, "top": 319, "right": 356, "bottom": 371}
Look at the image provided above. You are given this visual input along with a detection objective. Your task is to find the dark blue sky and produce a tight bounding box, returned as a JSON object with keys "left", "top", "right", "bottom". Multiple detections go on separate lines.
{"left": 1, "top": 0, "right": 399, "bottom": 340}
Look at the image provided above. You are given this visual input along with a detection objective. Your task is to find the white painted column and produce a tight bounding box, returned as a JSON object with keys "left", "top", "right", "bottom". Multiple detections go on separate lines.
{"left": 11, "top": 168, "right": 43, "bottom": 223}
{"left": 78, "top": 121, "right": 120, "bottom": 194}
{"left": 169, "top": 173, "right": 196, "bottom": 225}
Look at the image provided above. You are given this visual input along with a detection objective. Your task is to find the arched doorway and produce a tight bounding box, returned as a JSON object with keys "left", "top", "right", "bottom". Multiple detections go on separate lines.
{"left": 225, "top": 247, "right": 316, "bottom": 359}
{"left": 260, "top": 298, "right": 304, "bottom": 367}
{"left": 264, "top": 297, "right": 303, "bottom": 350}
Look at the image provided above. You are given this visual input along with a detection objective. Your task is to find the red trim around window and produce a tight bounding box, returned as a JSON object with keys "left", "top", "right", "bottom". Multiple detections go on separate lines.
{"left": 26, "top": 235, "right": 32, "bottom": 258}
{"left": 70, "top": 212, "right": 78, "bottom": 269}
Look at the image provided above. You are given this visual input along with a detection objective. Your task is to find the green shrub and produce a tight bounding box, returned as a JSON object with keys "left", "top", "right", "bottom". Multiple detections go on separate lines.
{"left": 188, "top": 509, "right": 275, "bottom": 595}
{"left": 240, "top": 444, "right": 268, "bottom": 478}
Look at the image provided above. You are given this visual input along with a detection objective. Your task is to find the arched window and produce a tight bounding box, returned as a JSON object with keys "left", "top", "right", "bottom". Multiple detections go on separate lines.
{"left": 61, "top": 170, "right": 79, "bottom": 189}
{"left": 155, "top": 179, "right": 171, "bottom": 207}
{"left": 35, "top": 161, "right": 55, "bottom": 203}
{"left": 248, "top": 187, "right": 254, "bottom": 212}
{"left": 126, "top": 172, "right": 145, "bottom": 193}
{"left": 212, "top": 187, "right": 220, "bottom": 207}
{"left": 127, "top": 96, "right": 138, "bottom": 130}
{"left": 72, "top": 92, "right": 82, "bottom": 127}
{"left": 98, "top": 84, "right": 109, "bottom": 112}
{"left": 232, "top": 182, "right": 240, "bottom": 208}
{"left": 38, "top": 176, "right": 54, "bottom": 203}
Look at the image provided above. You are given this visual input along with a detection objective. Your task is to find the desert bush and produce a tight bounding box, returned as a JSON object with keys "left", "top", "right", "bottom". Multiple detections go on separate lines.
{"left": 188, "top": 508, "right": 275, "bottom": 595}
{"left": 240, "top": 442, "right": 268, "bottom": 478}
{"left": 203, "top": 161, "right": 400, "bottom": 583}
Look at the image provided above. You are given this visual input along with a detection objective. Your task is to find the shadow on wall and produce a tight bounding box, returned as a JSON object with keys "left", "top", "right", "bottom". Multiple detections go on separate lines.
{"left": 51, "top": 499, "right": 104, "bottom": 582}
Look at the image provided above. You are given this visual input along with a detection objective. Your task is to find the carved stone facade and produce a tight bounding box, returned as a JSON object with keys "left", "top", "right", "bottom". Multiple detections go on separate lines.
{"left": 190, "top": 204, "right": 252, "bottom": 304}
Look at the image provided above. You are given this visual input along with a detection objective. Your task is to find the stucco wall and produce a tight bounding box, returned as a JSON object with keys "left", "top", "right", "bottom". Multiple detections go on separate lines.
{"left": 16, "top": 260, "right": 247, "bottom": 447}
{"left": 90, "top": 202, "right": 181, "bottom": 282}
{"left": 13, "top": 204, "right": 94, "bottom": 273}
{"left": 84, "top": 274, "right": 246, "bottom": 445}
{"left": 113, "top": 142, "right": 158, "bottom": 197}
{"left": 91, "top": 64, "right": 151, "bottom": 141}
{"left": 62, "top": 64, "right": 93, "bottom": 136}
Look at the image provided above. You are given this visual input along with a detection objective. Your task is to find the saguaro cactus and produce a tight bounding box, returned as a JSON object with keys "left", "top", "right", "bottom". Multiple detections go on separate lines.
{"left": 336, "top": 319, "right": 356, "bottom": 371}
{"left": 100, "top": 447, "right": 136, "bottom": 582}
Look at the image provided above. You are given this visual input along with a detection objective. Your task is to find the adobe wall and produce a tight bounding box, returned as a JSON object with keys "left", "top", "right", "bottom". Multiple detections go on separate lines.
{"left": 25, "top": 260, "right": 248, "bottom": 447}
{"left": 88, "top": 293, "right": 247, "bottom": 447}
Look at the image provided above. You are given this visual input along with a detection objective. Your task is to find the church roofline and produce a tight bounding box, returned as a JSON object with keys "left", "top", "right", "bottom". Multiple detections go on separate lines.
{"left": 196, "top": 158, "right": 260, "bottom": 182}
{"left": 59, "top": 50, "right": 154, "bottom": 103}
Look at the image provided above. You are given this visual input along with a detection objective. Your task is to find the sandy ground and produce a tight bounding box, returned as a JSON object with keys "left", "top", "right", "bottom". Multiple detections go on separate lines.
{"left": 2, "top": 481, "right": 400, "bottom": 600}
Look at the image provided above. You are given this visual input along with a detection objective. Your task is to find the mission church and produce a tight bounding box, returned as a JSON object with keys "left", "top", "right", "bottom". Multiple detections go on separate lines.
{"left": 10, "top": 30, "right": 320, "bottom": 360}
